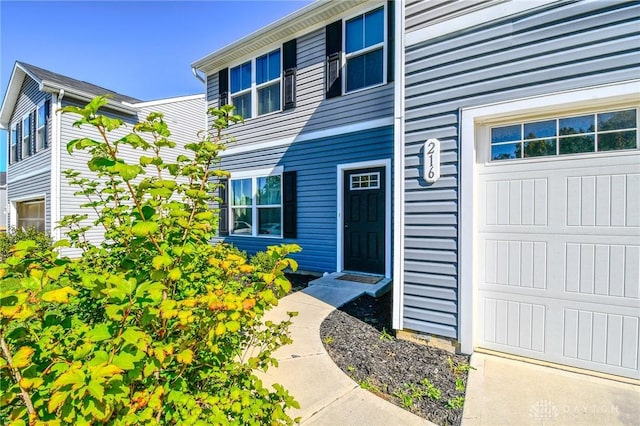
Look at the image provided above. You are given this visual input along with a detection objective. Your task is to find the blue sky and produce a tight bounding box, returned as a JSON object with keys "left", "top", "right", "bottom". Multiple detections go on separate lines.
{"left": 0, "top": 0, "right": 313, "bottom": 171}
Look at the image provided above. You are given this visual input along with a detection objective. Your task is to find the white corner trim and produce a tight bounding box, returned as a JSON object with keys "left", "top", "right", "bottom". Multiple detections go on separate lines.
{"left": 50, "top": 92, "right": 62, "bottom": 241}
{"left": 406, "top": 0, "right": 559, "bottom": 46}
{"left": 457, "top": 79, "right": 640, "bottom": 355}
{"left": 221, "top": 117, "right": 394, "bottom": 157}
{"left": 392, "top": 0, "right": 406, "bottom": 330}
{"left": 336, "top": 158, "right": 392, "bottom": 279}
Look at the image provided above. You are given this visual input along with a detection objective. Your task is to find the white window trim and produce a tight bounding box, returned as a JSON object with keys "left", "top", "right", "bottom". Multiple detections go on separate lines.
{"left": 36, "top": 101, "right": 46, "bottom": 152}
{"left": 9, "top": 123, "right": 18, "bottom": 164}
{"left": 229, "top": 166, "right": 284, "bottom": 238}
{"left": 342, "top": 3, "right": 387, "bottom": 95}
{"left": 458, "top": 79, "right": 640, "bottom": 355}
{"left": 488, "top": 108, "right": 639, "bottom": 162}
{"left": 337, "top": 158, "right": 391, "bottom": 279}
{"left": 9, "top": 194, "right": 47, "bottom": 232}
{"left": 229, "top": 47, "right": 283, "bottom": 120}
{"left": 21, "top": 113, "right": 30, "bottom": 159}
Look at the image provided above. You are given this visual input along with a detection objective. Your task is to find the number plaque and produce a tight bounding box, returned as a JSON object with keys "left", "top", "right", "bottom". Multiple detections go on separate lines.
{"left": 424, "top": 138, "right": 440, "bottom": 183}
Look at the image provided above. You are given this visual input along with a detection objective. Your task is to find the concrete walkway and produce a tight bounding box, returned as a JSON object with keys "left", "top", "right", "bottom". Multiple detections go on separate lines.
{"left": 462, "top": 352, "right": 640, "bottom": 425}
{"left": 258, "top": 281, "right": 434, "bottom": 425}
{"left": 258, "top": 276, "right": 640, "bottom": 425}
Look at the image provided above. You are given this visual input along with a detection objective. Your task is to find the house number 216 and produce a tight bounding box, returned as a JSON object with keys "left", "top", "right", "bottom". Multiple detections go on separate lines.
{"left": 424, "top": 138, "right": 440, "bottom": 183}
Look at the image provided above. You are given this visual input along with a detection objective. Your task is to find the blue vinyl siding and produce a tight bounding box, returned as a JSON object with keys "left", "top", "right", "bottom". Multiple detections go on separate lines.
{"left": 402, "top": 0, "right": 640, "bottom": 339}
{"left": 219, "top": 125, "right": 393, "bottom": 273}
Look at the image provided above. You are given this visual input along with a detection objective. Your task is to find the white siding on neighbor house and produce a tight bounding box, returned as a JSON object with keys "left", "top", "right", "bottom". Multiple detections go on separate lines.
{"left": 7, "top": 76, "right": 52, "bottom": 231}
{"left": 58, "top": 97, "right": 204, "bottom": 257}
{"left": 401, "top": 0, "right": 639, "bottom": 340}
{"left": 206, "top": 24, "right": 394, "bottom": 149}
{"left": 7, "top": 172, "right": 51, "bottom": 233}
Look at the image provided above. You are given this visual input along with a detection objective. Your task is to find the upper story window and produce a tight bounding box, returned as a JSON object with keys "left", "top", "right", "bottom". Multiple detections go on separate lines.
{"left": 10, "top": 124, "right": 18, "bottom": 164}
{"left": 230, "top": 61, "right": 252, "bottom": 119}
{"left": 490, "top": 108, "right": 638, "bottom": 161}
{"left": 325, "top": 4, "right": 389, "bottom": 99}
{"left": 256, "top": 50, "right": 281, "bottom": 115}
{"left": 229, "top": 48, "right": 282, "bottom": 120}
{"left": 345, "top": 7, "right": 384, "bottom": 92}
{"left": 21, "top": 115, "right": 30, "bottom": 159}
{"left": 37, "top": 103, "right": 46, "bottom": 151}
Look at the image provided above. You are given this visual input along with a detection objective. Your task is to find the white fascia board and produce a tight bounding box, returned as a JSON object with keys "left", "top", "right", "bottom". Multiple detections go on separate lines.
{"left": 406, "top": 0, "right": 560, "bottom": 47}
{"left": 392, "top": 0, "right": 406, "bottom": 329}
{"left": 128, "top": 94, "right": 205, "bottom": 108}
{"left": 41, "top": 84, "right": 138, "bottom": 115}
{"left": 192, "top": 0, "right": 370, "bottom": 73}
{"left": 0, "top": 66, "right": 27, "bottom": 127}
{"left": 457, "top": 79, "right": 640, "bottom": 355}
{"left": 221, "top": 116, "right": 394, "bottom": 157}
{"left": 229, "top": 166, "right": 284, "bottom": 179}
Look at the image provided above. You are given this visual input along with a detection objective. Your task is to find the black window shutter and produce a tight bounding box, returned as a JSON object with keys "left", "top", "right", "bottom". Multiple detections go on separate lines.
{"left": 387, "top": 0, "right": 395, "bottom": 83}
{"left": 30, "top": 111, "right": 36, "bottom": 156}
{"left": 44, "top": 99, "right": 51, "bottom": 149}
{"left": 325, "top": 20, "right": 342, "bottom": 99}
{"left": 218, "top": 178, "right": 229, "bottom": 236}
{"left": 16, "top": 121, "right": 22, "bottom": 161}
{"left": 218, "top": 68, "right": 229, "bottom": 107}
{"left": 282, "top": 39, "right": 297, "bottom": 110}
{"left": 283, "top": 171, "right": 297, "bottom": 239}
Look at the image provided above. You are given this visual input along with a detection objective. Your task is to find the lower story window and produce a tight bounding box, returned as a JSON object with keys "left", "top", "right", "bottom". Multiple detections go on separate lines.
{"left": 231, "top": 174, "right": 282, "bottom": 237}
{"left": 490, "top": 108, "right": 638, "bottom": 161}
{"left": 17, "top": 199, "right": 45, "bottom": 232}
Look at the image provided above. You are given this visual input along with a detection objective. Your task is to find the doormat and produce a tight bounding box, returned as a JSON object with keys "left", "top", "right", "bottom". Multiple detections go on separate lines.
{"left": 336, "top": 274, "right": 383, "bottom": 285}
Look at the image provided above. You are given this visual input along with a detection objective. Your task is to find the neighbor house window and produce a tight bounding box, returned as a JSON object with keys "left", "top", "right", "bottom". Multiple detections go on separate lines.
{"left": 230, "top": 173, "right": 282, "bottom": 237}
{"left": 21, "top": 115, "right": 30, "bottom": 159}
{"left": 17, "top": 199, "right": 45, "bottom": 232}
{"left": 37, "top": 103, "right": 46, "bottom": 151}
{"left": 229, "top": 48, "right": 282, "bottom": 120}
{"left": 10, "top": 124, "right": 18, "bottom": 163}
{"left": 345, "top": 7, "right": 385, "bottom": 92}
{"left": 490, "top": 108, "right": 638, "bottom": 161}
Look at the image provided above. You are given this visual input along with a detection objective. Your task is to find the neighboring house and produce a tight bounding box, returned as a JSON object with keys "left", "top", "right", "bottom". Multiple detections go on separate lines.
{"left": 192, "top": 0, "right": 396, "bottom": 277}
{"left": 194, "top": 0, "right": 639, "bottom": 381}
{"left": 0, "top": 171, "right": 6, "bottom": 231}
{"left": 0, "top": 62, "right": 205, "bottom": 255}
{"left": 396, "top": 0, "right": 639, "bottom": 380}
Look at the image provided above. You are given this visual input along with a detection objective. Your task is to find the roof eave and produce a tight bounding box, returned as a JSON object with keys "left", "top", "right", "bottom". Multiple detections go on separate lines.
{"left": 0, "top": 65, "right": 29, "bottom": 127}
{"left": 192, "top": 0, "right": 368, "bottom": 74}
{"left": 40, "top": 82, "right": 138, "bottom": 115}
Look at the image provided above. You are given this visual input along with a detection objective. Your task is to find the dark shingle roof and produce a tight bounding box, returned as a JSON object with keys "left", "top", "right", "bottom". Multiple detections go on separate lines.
{"left": 18, "top": 62, "right": 142, "bottom": 104}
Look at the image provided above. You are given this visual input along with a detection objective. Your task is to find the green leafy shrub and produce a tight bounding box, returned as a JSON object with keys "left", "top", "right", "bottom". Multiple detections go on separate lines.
{"left": 0, "top": 97, "right": 301, "bottom": 425}
{"left": 0, "top": 228, "right": 52, "bottom": 261}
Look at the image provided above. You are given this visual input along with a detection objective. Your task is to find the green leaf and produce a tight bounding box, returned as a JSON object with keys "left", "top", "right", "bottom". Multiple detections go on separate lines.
{"left": 113, "top": 162, "right": 141, "bottom": 181}
{"left": 52, "top": 367, "right": 85, "bottom": 389}
{"left": 131, "top": 221, "right": 159, "bottom": 237}
{"left": 66, "top": 138, "right": 100, "bottom": 154}
{"left": 87, "top": 324, "right": 111, "bottom": 342}
{"left": 87, "top": 380, "right": 105, "bottom": 402}
{"left": 88, "top": 156, "right": 116, "bottom": 171}
{"left": 152, "top": 254, "right": 172, "bottom": 270}
{"left": 113, "top": 352, "right": 136, "bottom": 370}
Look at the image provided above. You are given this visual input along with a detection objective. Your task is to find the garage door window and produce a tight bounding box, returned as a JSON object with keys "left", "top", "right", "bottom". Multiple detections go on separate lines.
{"left": 491, "top": 108, "right": 637, "bottom": 161}
{"left": 17, "top": 199, "right": 45, "bottom": 232}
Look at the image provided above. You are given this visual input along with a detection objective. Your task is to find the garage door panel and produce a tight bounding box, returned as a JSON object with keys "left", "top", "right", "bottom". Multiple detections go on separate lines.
{"left": 562, "top": 308, "right": 639, "bottom": 372}
{"left": 480, "top": 296, "right": 546, "bottom": 352}
{"left": 477, "top": 148, "right": 640, "bottom": 379}
{"left": 565, "top": 242, "right": 639, "bottom": 300}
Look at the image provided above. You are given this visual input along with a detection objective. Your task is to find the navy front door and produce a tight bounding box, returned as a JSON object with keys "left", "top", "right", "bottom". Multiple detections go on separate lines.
{"left": 343, "top": 167, "right": 385, "bottom": 274}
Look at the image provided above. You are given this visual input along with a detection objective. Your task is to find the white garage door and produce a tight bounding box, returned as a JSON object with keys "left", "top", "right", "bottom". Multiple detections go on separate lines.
{"left": 476, "top": 108, "right": 640, "bottom": 379}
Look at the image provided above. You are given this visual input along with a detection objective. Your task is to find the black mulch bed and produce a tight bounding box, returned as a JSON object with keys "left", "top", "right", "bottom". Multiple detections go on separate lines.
{"left": 284, "top": 272, "right": 315, "bottom": 293}
{"left": 320, "top": 291, "right": 471, "bottom": 426}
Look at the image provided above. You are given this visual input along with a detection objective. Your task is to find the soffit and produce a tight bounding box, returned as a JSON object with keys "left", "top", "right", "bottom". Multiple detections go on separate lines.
{"left": 192, "top": 0, "right": 368, "bottom": 74}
